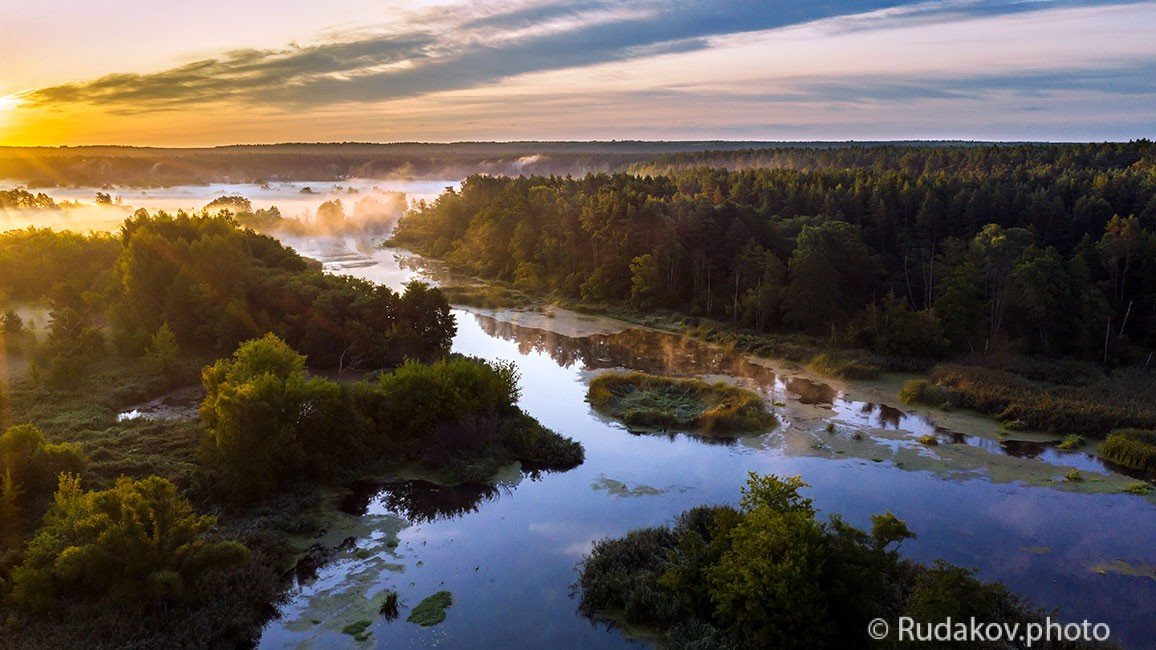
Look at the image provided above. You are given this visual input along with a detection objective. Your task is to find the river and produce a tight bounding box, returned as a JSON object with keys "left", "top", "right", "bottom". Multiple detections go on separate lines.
{"left": 11, "top": 180, "right": 1156, "bottom": 648}
{"left": 262, "top": 234, "right": 1156, "bottom": 649}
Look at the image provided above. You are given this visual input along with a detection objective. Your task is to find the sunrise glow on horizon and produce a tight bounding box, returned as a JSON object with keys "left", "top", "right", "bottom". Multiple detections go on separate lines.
{"left": 2, "top": 0, "right": 1155, "bottom": 146}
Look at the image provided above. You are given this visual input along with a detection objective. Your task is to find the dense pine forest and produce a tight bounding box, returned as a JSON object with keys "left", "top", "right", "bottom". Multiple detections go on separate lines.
{"left": 396, "top": 142, "right": 1156, "bottom": 362}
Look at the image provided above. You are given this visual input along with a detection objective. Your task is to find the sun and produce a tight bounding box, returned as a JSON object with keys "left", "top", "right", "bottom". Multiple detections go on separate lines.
{"left": 0, "top": 94, "right": 23, "bottom": 124}
{"left": 0, "top": 94, "right": 23, "bottom": 133}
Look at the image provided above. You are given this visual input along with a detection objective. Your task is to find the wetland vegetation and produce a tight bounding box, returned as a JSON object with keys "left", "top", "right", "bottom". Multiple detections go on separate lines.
{"left": 0, "top": 210, "right": 580, "bottom": 647}
{"left": 587, "top": 372, "right": 776, "bottom": 433}
{"left": 3, "top": 140, "right": 1155, "bottom": 648}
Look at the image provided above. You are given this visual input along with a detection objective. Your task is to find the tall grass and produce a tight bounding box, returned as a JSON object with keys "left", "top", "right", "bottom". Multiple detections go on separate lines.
{"left": 807, "top": 353, "right": 883, "bottom": 380}
{"left": 912, "top": 364, "right": 1156, "bottom": 437}
{"left": 1099, "top": 429, "right": 1156, "bottom": 472}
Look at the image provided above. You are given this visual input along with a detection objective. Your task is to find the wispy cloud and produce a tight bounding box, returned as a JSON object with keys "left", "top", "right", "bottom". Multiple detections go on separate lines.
{"left": 22, "top": 0, "right": 963, "bottom": 111}
{"left": 9, "top": 0, "right": 1156, "bottom": 143}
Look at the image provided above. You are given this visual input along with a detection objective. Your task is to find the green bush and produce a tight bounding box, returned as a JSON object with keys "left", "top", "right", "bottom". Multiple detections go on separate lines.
{"left": 201, "top": 338, "right": 583, "bottom": 500}
{"left": 199, "top": 334, "right": 364, "bottom": 500}
{"left": 0, "top": 423, "right": 85, "bottom": 546}
{"left": 578, "top": 473, "right": 1070, "bottom": 649}
{"left": 9, "top": 474, "right": 247, "bottom": 611}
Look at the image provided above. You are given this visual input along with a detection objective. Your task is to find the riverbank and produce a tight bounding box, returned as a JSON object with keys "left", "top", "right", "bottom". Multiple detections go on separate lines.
{"left": 384, "top": 243, "right": 1154, "bottom": 495}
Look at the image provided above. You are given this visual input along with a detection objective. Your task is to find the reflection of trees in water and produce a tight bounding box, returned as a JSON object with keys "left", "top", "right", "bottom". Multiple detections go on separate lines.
{"left": 393, "top": 249, "right": 459, "bottom": 285}
{"left": 471, "top": 314, "right": 784, "bottom": 390}
{"left": 626, "top": 429, "right": 738, "bottom": 446}
{"left": 341, "top": 480, "right": 507, "bottom": 523}
{"left": 784, "top": 377, "right": 836, "bottom": 405}
{"left": 847, "top": 402, "right": 905, "bottom": 429}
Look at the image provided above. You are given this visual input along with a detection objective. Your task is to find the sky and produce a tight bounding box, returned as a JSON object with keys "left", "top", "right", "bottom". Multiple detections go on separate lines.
{"left": 1, "top": 0, "right": 1154, "bottom": 145}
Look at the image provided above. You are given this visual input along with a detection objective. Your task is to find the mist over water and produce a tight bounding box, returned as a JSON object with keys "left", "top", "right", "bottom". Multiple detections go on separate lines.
{"left": 0, "top": 178, "right": 459, "bottom": 232}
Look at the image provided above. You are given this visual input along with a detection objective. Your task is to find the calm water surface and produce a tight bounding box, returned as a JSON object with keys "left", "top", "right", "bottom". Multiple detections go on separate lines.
{"left": 9, "top": 181, "right": 1154, "bottom": 648}
{"left": 257, "top": 235, "right": 1156, "bottom": 649}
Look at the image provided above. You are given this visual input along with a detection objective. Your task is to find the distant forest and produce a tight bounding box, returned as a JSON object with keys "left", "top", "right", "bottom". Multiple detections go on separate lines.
{"left": 395, "top": 141, "right": 1156, "bottom": 364}
{"left": 1, "top": 140, "right": 997, "bottom": 187}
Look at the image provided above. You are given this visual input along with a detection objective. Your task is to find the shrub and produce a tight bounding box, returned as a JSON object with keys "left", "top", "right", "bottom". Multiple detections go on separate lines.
{"left": 201, "top": 338, "right": 583, "bottom": 499}
{"left": 9, "top": 475, "right": 248, "bottom": 611}
{"left": 0, "top": 424, "right": 85, "bottom": 546}
{"left": 577, "top": 474, "right": 1064, "bottom": 649}
{"left": 199, "top": 334, "right": 360, "bottom": 500}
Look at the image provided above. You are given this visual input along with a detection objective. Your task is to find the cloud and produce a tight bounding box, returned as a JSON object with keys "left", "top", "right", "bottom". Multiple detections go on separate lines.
{"left": 12, "top": 0, "right": 1156, "bottom": 144}
{"left": 22, "top": 0, "right": 960, "bottom": 111}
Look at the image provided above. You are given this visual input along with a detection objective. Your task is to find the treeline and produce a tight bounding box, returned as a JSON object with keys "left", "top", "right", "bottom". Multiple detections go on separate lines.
{"left": 578, "top": 473, "right": 1105, "bottom": 649}
{"left": 0, "top": 142, "right": 782, "bottom": 187}
{"left": 395, "top": 153, "right": 1156, "bottom": 363}
{"left": 632, "top": 140, "right": 1155, "bottom": 178}
{"left": 1, "top": 211, "right": 455, "bottom": 384}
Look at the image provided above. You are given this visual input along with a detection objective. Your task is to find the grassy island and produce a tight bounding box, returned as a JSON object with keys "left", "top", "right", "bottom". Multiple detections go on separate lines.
{"left": 587, "top": 372, "right": 776, "bottom": 433}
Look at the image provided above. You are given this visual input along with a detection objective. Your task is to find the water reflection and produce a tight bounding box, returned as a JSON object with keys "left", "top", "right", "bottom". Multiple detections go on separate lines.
{"left": 832, "top": 399, "right": 936, "bottom": 435}
{"left": 471, "top": 312, "right": 1147, "bottom": 481}
{"left": 784, "top": 377, "right": 836, "bottom": 405}
{"left": 342, "top": 480, "right": 507, "bottom": 523}
{"left": 474, "top": 313, "right": 781, "bottom": 385}
{"left": 258, "top": 235, "right": 1156, "bottom": 650}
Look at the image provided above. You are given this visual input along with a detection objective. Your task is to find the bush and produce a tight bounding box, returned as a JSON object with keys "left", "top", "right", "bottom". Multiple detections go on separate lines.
{"left": 9, "top": 475, "right": 248, "bottom": 611}
{"left": 577, "top": 474, "right": 1078, "bottom": 649}
{"left": 0, "top": 423, "right": 85, "bottom": 546}
{"left": 201, "top": 338, "right": 583, "bottom": 500}
{"left": 1099, "top": 429, "right": 1156, "bottom": 472}
{"left": 199, "top": 334, "right": 362, "bottom": 500}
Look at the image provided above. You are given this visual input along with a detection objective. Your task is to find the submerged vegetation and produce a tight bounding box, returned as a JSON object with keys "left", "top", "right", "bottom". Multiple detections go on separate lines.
{"left": 587, "top": 372, "right": 776, "bottom": 433}
{"left": 577, "top": 473, "right": 1101, "bottom": 649}
{"left": 406, "top": 590, "right": 453, "bottom": 627}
